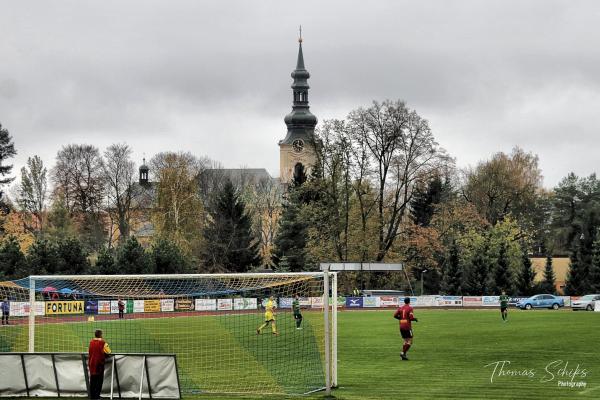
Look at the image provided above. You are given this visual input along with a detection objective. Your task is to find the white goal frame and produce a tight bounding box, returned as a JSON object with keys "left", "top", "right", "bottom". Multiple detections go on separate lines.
{"left": 27, "top": 272, "right": 338, "bottom": 395}
{"left": 320, "top": 262, "right": 404, "bottom": 389}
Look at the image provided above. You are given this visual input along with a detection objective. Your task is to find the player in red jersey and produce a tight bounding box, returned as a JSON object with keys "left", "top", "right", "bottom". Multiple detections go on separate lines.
{"left": 394, "top": 297, "right": 418, "bottom": 360}
{"left": 88, "top": 329, "right": 112, "bottom": 399}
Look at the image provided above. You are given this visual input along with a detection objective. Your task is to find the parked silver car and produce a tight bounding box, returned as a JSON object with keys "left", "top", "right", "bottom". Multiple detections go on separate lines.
{"left": 571, "top": 294, "right": 600, "bottom": 311}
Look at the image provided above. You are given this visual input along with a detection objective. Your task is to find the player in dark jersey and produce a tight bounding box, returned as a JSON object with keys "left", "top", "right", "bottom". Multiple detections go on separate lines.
{"left": 499, "top": 291, "right": 510, "bottom": 322}
{"left": 393, "top": 297, "right": 418, "bottom": 360}
{"left": 292, "top": 295, "right": 303, "bottom": 330}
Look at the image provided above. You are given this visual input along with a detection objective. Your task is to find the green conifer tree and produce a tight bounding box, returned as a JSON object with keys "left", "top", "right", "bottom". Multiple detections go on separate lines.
{"left": 489, "top": 243, "right": 513, "bottom": 294}
{"left": 152, "top": 237, "right": 190, "bottom": 274}
{"left": 56, "top": 237, "right": 90, "bottom": 275}
{"left": 0, "top": 236, "right": 27, "bottom": 279}
{"left": 26, "top": 239, "right": 59, "bottom": 275}
{"left": 95, "top": 247, "right": 117, "bottom": 275}
{"left": 589, "top": 237, "right": 600, "bottom": 292}
{"left": 203, "top": 180, "right": 260, "bottom": 272}
{"left": 273, "top": 168, "right": 314, "bottom": 272}
{"left": 116, "top": 236, "right": 153, "bottom": 274}
{"left": 466, "top": 239, "right": 489, "bottom": 295}
{"left": 565, "top": 239, "right": 590, "bottom": 295}
{"left": 441, "top": 240, "right": 462, "bottom": 295}
{"left": 518, "top": 247, "right": 537, "bottom": 296}
{"left": 540, "top": 255, "right": 556, "bottom": 294}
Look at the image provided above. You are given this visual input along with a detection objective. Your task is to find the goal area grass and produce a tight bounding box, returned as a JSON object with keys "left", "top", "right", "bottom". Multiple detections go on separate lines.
{"left": 0, "top": 312, "right": 326, "bottom": 396}
{"left": 2, "top": 309, "right": 599, "bottom": 399}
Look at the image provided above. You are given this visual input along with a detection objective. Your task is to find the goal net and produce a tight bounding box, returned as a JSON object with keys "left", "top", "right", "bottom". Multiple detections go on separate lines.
{"left": 0, "top": 273, "right": 334, "bottom": 396}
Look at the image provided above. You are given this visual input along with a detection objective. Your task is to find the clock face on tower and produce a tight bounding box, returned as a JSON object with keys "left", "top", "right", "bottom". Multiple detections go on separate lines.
{"left": 292, "top": 139, "right": 305, "bottom": 153}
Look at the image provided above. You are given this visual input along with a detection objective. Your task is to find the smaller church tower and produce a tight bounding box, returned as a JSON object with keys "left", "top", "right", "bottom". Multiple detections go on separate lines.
{"left": 279, "top": 29, "right": 318, "bottom": 183}
{"left": 139, "top": 158, "right": 149, "bottom": 185}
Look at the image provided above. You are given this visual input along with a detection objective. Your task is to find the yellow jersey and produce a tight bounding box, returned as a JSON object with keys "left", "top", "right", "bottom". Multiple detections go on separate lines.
{"left": 264, "top": 299, "right": 276, "bottom": 321}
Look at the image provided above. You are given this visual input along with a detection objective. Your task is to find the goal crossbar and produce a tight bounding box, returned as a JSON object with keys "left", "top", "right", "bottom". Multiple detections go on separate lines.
{"left": 320, "top": 262, "right": 403, "bottom": 271}
{"left": 29, "top": 272, "right": 324, "bottom": 281}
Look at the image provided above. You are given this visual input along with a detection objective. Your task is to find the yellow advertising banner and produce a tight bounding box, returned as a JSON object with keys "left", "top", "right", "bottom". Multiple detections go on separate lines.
{"left": 46, "top": 301, "right": 84, "bottom": 315}
{"left": 144, "top": 299, "right": 160, "bottom": 312}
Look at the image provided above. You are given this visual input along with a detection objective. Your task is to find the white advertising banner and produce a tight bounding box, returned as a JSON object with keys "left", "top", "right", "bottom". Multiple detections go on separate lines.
{"left": 310, "top": 297, "right": 324, "bottom": 308}
{"left": 436, "top": 296, "right": 462, "bottom": 306}
{"left": 482, "top": 296, "right": 500, "bottom": 307}
{"left": 462, "top": 296, "right": 483, "bottom": 307}
{"left": 595, "top": 300, "right": 600, "bottom": 312}
{"left": 299, "top": 297, "right": 311, "bottom": 307}
{"left": 279, "top": 298, "right": 293, "bottom": 309}
{"left": 560, "top": 296, "right": 571, "bottom": 307}
{"left": 9, "top": 301, "right": 45, "bottom": 316}
{"left": 9, "top": 302, "right": 24, "bottom": 316}
{"left": 110, "top": 301, "right": 120, "bottom": 314}
{"left": 160, "top": 299, "right": 175, "bottom": 312}
{"left": 217, "top": 298, "right": 233, "bottom": 311}
{"left": 133, "top": 300, "right": 145, "bottom": 313}
{"left": 379, "top": 296, "right": 399, "bottom": 307}
{"left": 414, "top": 296, "right": 436, "bottom": 307}
{"left": 234, "top": 298, "right": 257, "bottom": 310}
{"left": 195, "top": 299, "right": 217, "bottom": 311}
{"left": 98, "top": 300, "right": 111, "bottom": 314}
{"left": 362, "top": 297, "right": 381, "bottom": 308}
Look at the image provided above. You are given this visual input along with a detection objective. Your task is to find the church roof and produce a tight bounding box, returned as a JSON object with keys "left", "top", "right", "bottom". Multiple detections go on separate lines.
{"left": 199, "top": 168, "right": 274, "bottom": 186}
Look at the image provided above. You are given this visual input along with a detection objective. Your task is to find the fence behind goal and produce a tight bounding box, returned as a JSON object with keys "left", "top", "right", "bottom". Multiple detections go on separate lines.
{"left": 0, "top": 273, "right": 333, "bottom": 396}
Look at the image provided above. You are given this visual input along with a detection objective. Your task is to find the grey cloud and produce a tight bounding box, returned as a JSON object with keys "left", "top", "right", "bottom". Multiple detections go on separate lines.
{"left": 2, "top": 0, "right": 600, "bottom": 187}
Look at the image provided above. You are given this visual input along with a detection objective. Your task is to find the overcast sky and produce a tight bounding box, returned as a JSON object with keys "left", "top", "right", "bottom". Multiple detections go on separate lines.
{"left": 2, "top": 0, "right": 600, "bottom": 188}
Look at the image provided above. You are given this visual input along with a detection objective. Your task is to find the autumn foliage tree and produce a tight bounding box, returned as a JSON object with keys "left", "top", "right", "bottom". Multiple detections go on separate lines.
{"left": 151, "top": 152, "right": 206, "bottom": 254}
{"left": 462, "top": 147, "right": 542, "bottom": 227}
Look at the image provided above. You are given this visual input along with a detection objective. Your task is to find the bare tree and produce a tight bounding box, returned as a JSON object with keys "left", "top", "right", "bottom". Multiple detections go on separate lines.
{"left": 51, "top": 144, "right": 106, "bottom": 250}
{"left": 52, "top": 144, "right": 105, "bottom": 213}
{"left": 348, "top": 100, "right": 449, "bottom": 261}
{"left": 314, "top": 119, "right": 354, "bottom": 261}
{"left": 17, "top": 155, "right": 47, "bottom": 233}
{"left": 103, "top": 144, "right": 136, "bottom": 244}
{"left": 242, "top": 176, "right": 283, "bottom": 266}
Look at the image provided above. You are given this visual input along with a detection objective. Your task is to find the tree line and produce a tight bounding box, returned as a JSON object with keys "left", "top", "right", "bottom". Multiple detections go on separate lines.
{"left": 1, "top": 98, "right": 600, "bottom": 296}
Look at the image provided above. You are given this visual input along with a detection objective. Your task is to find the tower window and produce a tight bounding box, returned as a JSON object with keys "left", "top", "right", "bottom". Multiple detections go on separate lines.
{"left": 293, "top": 162, "right": 307, "bottom": 184}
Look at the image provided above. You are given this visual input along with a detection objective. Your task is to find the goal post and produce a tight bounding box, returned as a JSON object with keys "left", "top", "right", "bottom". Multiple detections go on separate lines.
{"left": 1, "top": 272, "right": 337, "bottom": 396}
{"left": 320, "top": 261, "right": 404, "bottom": 389}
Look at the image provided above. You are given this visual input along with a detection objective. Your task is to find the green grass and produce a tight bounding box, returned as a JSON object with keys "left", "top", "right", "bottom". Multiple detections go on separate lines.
{"left": 333, "top": 309, "right": 600, "bottom": 400}
{"left": 2, "top": 309, "right": 600, "bottom": 399}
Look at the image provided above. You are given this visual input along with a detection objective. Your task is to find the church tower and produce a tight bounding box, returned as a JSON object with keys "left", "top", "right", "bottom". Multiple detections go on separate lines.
{"left": 279, "top": 31, "right": 318, "bottom": 183}
{"left": 139, "top": 158, "right": 149, "bottom": 185}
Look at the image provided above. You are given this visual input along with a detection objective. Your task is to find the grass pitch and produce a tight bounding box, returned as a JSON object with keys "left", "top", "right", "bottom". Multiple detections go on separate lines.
{"left": 1, "top": 309, "right": 599, "bottom": 399}
{"left": 333, "top": 309, "right": 600, "bottom": 400}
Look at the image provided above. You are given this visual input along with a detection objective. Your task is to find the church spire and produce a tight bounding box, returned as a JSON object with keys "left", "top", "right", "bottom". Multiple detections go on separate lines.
{"left": 296, "top": 26, "right": 305, "bottom": 70}
{"left": 279, "top": 28, "right": 319, "bottom": 183}
{"left": 283, "top": 29, "right": 317, "bottom": 141}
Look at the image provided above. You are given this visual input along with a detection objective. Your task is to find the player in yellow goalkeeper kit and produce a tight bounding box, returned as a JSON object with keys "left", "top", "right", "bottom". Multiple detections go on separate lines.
{"left": 257, "top": 296, "right": 278, "bottom": 335}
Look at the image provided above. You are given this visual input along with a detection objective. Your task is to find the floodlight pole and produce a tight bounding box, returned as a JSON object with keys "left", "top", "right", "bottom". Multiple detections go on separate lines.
{"left": 28, "top": 277, "right": 35, "bottom": 353}
{"left": 420, "top": 269, "right": 428, "bottom": 296}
